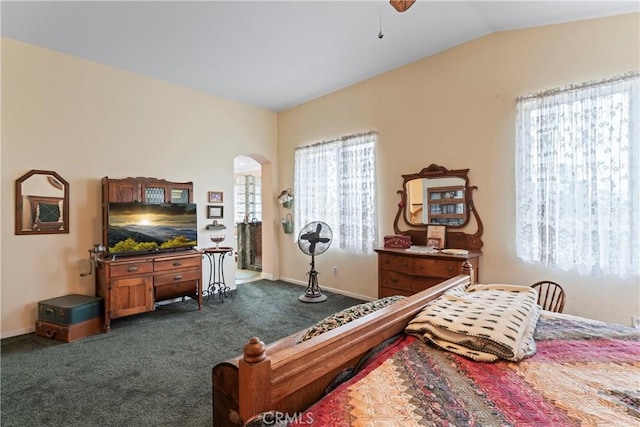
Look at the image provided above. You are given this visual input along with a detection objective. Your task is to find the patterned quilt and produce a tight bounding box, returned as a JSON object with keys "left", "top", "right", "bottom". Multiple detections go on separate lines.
{"left": 289, "top": 312, "right": 640, "bottom": 426}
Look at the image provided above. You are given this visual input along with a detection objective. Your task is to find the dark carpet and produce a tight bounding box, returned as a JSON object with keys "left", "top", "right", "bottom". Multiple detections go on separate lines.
{"left": 1, "top": 280, "right": 364, "bottom": 427}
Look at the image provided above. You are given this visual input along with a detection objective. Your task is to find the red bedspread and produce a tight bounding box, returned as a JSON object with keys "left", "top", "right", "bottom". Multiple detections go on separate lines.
{"left": 291, "top": 312, "right": 640, "bottom": 426}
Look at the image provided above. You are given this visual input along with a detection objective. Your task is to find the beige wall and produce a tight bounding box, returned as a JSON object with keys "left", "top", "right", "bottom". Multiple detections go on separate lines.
{"left": 2, "top": 14, "right": 639, "bottom": 337}
{"left": 277, "top": 13, "right": 640, "bottom": 326}
{"left": 1, "top": 38, "right": 279, "bottom": 337}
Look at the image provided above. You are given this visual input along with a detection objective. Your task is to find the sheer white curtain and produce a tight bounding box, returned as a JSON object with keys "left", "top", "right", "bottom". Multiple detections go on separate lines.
{"left": 294, "top": 132, "right": 378, "bottom": 254}
{"left": 515, "top": 73, "right": 639, "bottom": 278}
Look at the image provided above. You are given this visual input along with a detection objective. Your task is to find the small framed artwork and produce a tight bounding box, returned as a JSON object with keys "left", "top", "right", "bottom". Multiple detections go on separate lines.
{"left": 208, "top": 191, "right": 223, "bottom": 204}
{"left": 207, "top": 205, "right": 224, "bottom": 219}
{"left": 426, "top": 237, "right": 442, "bottom": 250}
{"left": 426, "top": 224, "right": 446, "bottom": 249}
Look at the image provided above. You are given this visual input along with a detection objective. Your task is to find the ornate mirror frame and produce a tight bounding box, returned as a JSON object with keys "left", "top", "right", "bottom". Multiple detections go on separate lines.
{"left": 15, "top": 169, "right": 69, "bottom": 235}
{"left": 393, "top": 164, "right": 483, "bottom": 250}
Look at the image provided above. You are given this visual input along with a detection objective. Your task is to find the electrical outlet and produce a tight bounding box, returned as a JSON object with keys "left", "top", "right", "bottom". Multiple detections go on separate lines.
{"left": 333, "top": 266, "right": 338, "bottom": 276}
{"left": 632, "top": 316, "right": 640, "bottom": 329}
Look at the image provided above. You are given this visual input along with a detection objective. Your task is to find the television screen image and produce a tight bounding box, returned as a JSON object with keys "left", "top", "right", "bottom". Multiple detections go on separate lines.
{"left": 107, "top": 203, "right": 198, "bottom": 255}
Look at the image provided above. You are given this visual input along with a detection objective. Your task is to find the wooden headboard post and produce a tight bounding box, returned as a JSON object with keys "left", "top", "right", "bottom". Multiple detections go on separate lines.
{"left": 461, "top": 260, "right": 474, "bottom": 284}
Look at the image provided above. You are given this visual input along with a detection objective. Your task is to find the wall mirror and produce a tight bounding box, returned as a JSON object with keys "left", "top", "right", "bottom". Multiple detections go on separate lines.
{"left": 15, "top": 170, "right": 69, "bottom": 235}
{"left": 394, "top": 164, "right": 483, "bottom": 250}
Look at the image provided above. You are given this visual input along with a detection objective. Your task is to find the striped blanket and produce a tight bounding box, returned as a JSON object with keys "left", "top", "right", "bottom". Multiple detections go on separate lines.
{"left": 405, "top": 284, "right": 540, "bottom": 361}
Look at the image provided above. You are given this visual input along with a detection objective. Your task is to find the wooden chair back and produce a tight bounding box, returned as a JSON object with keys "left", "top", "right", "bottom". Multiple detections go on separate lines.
{"left": 531, "top": 280, "right": 566, "bottom": 313}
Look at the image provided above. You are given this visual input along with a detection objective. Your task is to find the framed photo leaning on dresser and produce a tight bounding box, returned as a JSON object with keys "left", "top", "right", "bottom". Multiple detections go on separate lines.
{"left": 426, "top": 237, "right": 442, "bottom": 250}
{"left": 426, "top": 225, "right": 446, "bottom": 249}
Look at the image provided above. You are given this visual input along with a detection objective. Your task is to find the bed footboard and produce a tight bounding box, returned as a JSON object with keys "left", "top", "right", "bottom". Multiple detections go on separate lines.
{"left": 212, "top": 269, "right": 472, "bottom": 426}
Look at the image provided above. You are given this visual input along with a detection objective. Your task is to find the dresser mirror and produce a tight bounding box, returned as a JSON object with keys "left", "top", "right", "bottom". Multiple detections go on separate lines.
{"left": 405, "top": 176, "right": 468, "bottom": 226}
{"left": 393, "top": 164, "right": 483, "bottom": 250}
{"left": 15, "top": 170, "right": 69, "bottom": 235}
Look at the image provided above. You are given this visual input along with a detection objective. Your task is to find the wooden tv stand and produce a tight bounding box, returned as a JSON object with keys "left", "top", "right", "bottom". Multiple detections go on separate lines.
{"left": 96, "top": 250, "right": 202, "bottom": 332}
{"left": 97, "top": 176, "right": 202, "bottom": 332}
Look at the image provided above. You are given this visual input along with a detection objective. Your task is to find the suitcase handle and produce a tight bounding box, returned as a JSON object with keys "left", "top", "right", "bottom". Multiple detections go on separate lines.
{"left": 45, "top": 308, "right": 55, "bottom": 316}
{"left": 45, "top": 329, "right": 56, "bottom": 338}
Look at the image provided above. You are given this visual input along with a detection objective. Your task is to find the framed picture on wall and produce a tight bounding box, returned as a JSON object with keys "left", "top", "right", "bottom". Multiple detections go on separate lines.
{"left": 208, "top": 191, "right": 223, "bottom": 204}
{"left": 207, "top": 205, "right": 224, "bottom": 219}
{"left": 426, "top": 225, "right": 446, "bottom": 249}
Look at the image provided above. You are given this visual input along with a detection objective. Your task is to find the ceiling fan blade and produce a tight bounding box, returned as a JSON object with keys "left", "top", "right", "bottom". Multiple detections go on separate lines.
{"left": 390, "top": 0, "right": 415, "bottom": 13}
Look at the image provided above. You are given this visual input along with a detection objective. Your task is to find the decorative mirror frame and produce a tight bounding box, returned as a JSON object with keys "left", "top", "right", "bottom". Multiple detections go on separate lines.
{"left": 15, "top": 169, "right": 69, "bottom": 235}
{"left": 393, "top": 164, "right": 483, "bottom": 250}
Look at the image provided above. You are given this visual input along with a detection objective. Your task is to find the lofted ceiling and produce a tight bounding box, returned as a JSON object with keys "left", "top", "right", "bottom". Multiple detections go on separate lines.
{"left": 2, "top": 1, "right": 638, "bottom": 112}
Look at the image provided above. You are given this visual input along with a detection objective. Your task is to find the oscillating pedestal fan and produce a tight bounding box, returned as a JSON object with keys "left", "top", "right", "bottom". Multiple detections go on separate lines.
{"left": 297, "top": 221, "right": 333, "bottom": 303}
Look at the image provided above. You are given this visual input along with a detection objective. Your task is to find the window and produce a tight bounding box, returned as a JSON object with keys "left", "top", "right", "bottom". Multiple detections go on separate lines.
{"left": 515, "top": 73, "right": 639, "bottom": 278}
{"left": 294, "top": 131, "right": 378, "bottom": 254}
{"left": 235, "top": 175, "right": 261, "bottom": 223}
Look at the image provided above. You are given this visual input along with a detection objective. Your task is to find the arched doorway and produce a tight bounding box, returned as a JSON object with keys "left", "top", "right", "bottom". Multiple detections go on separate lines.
{"left": 234, "top": 155, "right": 263, "bottom": 283}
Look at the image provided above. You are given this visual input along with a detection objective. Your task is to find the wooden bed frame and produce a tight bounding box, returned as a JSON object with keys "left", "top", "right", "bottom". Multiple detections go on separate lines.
{"left": 212, "top": 266, "right": 472, "bottom": 426}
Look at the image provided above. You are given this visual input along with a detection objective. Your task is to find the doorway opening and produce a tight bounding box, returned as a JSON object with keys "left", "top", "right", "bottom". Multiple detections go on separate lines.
{"left": 234, "top": 155, "right": 262, "bottom": 283}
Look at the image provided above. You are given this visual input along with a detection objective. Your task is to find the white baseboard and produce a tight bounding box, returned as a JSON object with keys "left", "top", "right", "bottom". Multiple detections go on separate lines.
{"left": 2, "top": 326, "right": 35, "bottom": 339}
{"left": 277, "top": 277, "right": 374, "bottom": 302}
{"left": 261, "top": 272, "right": 275, "bottom": 281}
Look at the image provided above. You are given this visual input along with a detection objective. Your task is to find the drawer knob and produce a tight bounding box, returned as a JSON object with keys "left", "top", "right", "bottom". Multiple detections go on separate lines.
{"left": 447, "top": 266, "right": 453, "bottom": 272}
{"left": 402, "top": 262, "right": 408, "bottom": 267}
{"left": 418, "top": 265, "right": 425, "bottom": 270}
{"left": 127, "top": 266, "right": 139, "bottom": 272}
{"left": 391, "top": 278, "right": 399, "bottom": 283}
{"left": 173, "top": 261, "right": 182, "bottom": 266}
{"left": 174, "top": 275, "right": 183, "bottom": 281}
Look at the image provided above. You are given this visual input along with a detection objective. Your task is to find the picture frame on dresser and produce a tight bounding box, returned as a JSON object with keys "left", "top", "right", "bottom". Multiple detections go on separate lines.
{"left": 426, "top": 237, "right": 442, "bottom": 250}
{"left": 426, "top": 225, "right": 446, "bottom": 248}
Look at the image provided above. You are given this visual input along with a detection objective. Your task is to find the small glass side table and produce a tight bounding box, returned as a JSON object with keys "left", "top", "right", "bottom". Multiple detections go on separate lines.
{"left": 203, "top": 247, "right": 234, "bottom": 303}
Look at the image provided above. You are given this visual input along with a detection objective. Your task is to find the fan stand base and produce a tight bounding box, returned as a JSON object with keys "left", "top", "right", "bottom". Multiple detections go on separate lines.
{"left": 299, "top": 270, "right": 327, "bottom": 303}
{"left": 298, "top": 294, "right": 327, "bottom": 303}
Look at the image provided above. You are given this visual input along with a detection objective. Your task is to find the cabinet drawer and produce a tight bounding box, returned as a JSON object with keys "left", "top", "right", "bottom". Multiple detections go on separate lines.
{"left": 154, "top": 269, "right": 200, "bottom": 301}
{"left": 109, "top": 261, "right": 153, "bottom": 278}
{"left": 155, "top": 256, "right": 201, "bottom": 272}
{"left": 379, "top": 253, "right": 415, "bottom": 274}
{"left": 415, "top": 258, "right": 460, "bottom": 278}
{"left": 154, "top": 269, "right": 201, "bottom": 287}
{"left": 155, "top": 281, "right": 198, "bottom": 301}
{"left": 379, "top": 270, "right": 441, "bottom": 293}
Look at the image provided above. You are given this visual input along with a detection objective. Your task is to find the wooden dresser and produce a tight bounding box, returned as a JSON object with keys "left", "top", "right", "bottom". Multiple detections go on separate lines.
{"left": 96, "top": 176, "right": 202, "bottom": 332}
{"left": 375, "top": 247, "right": 481, "bottom": 298}
{"left": 96, "top": 251, "right": 202, "bottom": 332}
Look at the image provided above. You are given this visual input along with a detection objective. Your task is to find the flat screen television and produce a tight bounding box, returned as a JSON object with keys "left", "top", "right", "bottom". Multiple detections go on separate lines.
{"left": 107, "top": 202, "right": 198, "bottom": 256}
